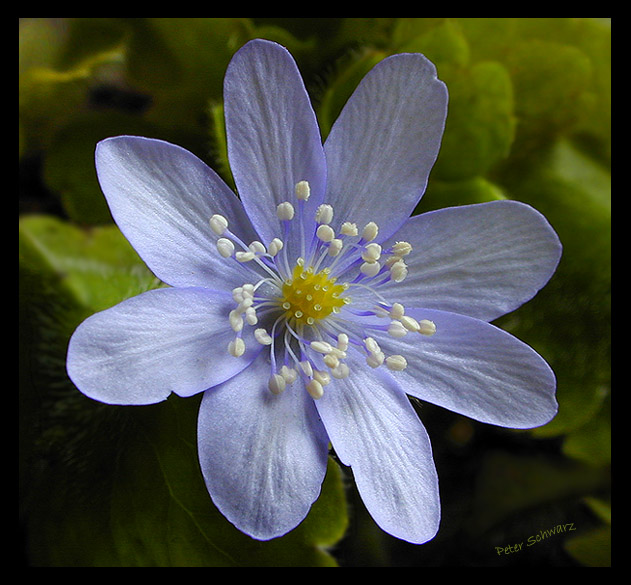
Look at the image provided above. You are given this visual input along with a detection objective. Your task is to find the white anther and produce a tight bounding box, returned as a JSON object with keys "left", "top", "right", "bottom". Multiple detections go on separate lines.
{"left": 310, "top": 340, "right": 334, "bottom": 354}
{"left": 388, "top": 320, "right": 408, "bottom": 338}
{"left": 280, "top": 365, "right": 298, "bottom": 384}
{"left": 254, "top": 328, "right": 273, "bottom": 345}
{"left": 386, "top": 355, "right": 408, "bottom": 371}
{"left": 209, "top": 214, "right": 229, "bottom": 235}
{"left": 373, "top": 305, "right": 390, "bottom": 318}
{"left": 389, "top": 302, "right": 405, "bottom": 320}
{"left": 337, "top": 333, "right": 349, "bottom": 351}
{"left": 249, "top": 240, "right": 266, "bottom": 255}
{"left": 316, "top": 224, "right": 335, "bottom": 243}
{"left": 268, "top": 373, "right": 286, "bottom": 395}
{"left": 236, "top": 299, "right": 253, "bottom": 314}
{"left": 366, "top": 351, "right": 385, "bottom": 368}
{"left": 400, "top": 315, "right": 421, "bottom": 332}
{"left": 364, "top": 337, "right": 381, "bottom": 355}
{"left": 340, "top": 222, "right": 358, "bottom": 237}
{"left": 360, "top": 261, "right": 381, "bottom": 277}
{"left": 232, "top": 287, "right": 244, "bottom": 303}
{"left": 242, "top": 283, "right": 254, "bottom": 295}
{"left": 362, "top": 243, "right": 382, "bottom": 263}
{"left": 235, "top": 251, "right": 256, "bottom": 262}
{"left": 299, "top": 360, "right": 314, "bottom": 377}
{"left": 306, "top": 379, "right": 324, "bottom": 400}
{"left": 331, "top": 363, "right": 350, "bottom": 379}
{"left": 418, "top": 319, "right": 437, "bottom": 336}
{"left": 328, "top": 238, "right": 343, "bottom": 256}
{"left": 216, "top": 237, "right": 235, "bottom": 258}
{"left": 295, "top": 180, "right": 311, "bottom": 201}
{"left": 277, "top": 201, "right": 295, "bottom": 221}
{"left": 315, "top": 204, "right": 334, "bottom": 225}
{"left": 390, "top": 259, "right": 408, "bottom": 282}
{"left": 267, "top": 237, "right": 284, "bottom": 256}
{"left": 392, "top": 241, "right": 413, "bottom": 256}
{"left": 229, "top": 310, "right": 244, "bottom": 332}
{"left": 313, "top": 370, "right": 331, "bottom": 386}
{"left": 323, "top": 353, "right": 340, "bottom": 369}
{"left": 244, "top": 306, "right": 258, "bottom": 325}
{"left": 228, "top": 337, "right": 245, "bottom": 357}
{"left": 362, "top": 221, "right": 379, "bottom": 242}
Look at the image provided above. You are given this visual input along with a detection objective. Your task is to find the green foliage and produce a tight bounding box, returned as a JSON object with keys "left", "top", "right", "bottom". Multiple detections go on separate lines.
{"left": 20, "top": 18, "right": 610, "bottom": 566}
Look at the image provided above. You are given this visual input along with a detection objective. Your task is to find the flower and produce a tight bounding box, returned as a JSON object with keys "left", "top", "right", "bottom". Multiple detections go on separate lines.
{"left": 66, "top": 39, "right": 562, "bottom": 545}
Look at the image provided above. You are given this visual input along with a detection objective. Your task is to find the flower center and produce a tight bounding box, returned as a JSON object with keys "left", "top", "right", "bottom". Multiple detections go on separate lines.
{"left": 280, "top": 260, "right": 348, "bottom": 326}
{"left": 209, "top": 179, "right": 437, "bottom": 400}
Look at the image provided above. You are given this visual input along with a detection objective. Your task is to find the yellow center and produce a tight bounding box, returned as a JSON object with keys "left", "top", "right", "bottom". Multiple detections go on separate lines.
{"left": 280, "top": 260, "right": 348, "bottom": 326}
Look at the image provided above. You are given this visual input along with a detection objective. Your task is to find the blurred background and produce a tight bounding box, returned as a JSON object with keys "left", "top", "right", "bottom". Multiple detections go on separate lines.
{"left": 19, "top": 18, "right": 611, "bottom": 567}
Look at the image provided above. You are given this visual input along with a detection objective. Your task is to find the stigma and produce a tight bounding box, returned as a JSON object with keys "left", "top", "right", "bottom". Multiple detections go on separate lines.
{"left": 210, "top": 181, "right": 436, "bottom": 399}
{"left": 281, "top": 261, "right": 348, "bottom": 326}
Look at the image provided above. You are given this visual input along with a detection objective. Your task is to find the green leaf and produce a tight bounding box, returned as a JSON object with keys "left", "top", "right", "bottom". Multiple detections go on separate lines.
{"left": 433, "top": 60, "right": 515, "bottom": 181}
{"left": 20, "top": 214, "right": 158, "bottom": 313}
{"left": 471, "top": 452, "right": 609, "bottom": 534}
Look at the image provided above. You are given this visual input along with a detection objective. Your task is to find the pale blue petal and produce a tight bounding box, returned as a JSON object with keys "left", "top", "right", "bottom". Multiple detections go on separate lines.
{"left": 197, "top": 353, "right": 330, "bottom": 541}
{"left": 315, "top": 349, "right": 440, "bottom": 544}
{"left": 324, "top": 53, "right": 447, "bottom": 241}
{"left": 224, "top": 39, "right": 327, "bottom": 252}
{"left": 374, "top": 308, "right": 558, "bottom": 429}
{"left": 67, "top": 288, "right": 261, "bottom": 405}
{"left": 379, "top": 200, "right": 562, "bottom": 321}
{"left": 95, "top": 136, "right": 260, "bottom": 290}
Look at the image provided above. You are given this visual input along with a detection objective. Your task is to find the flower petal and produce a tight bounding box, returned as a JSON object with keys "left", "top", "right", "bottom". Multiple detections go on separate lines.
{"left": 95, "top": 135, "right": 259, "bottom": 290}
{"left": 197, "top": 353, "right": 329, "bottom": 540}
{"left": 324, "top": 53, "right": 447, "bottom": 240}
{"left": 224, "top": 39, "right": 327, "bottom": 250}
{"left": 375, "top": 308, "right": 558, "bottom": 429}
{"left": 67, "top": 287, "right": 261, "bottom": 405}
{"left": 380, "top": 200, "right": 562, "bottom": 321}
{"left": 315, "top": 349, "right": 440, "bottom": 544}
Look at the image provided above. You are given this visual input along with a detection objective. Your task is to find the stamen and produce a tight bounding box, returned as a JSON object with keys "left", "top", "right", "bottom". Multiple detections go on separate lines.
{"left": 391, "top": 241, "right": 412, "bottom": 257}
{"left": 400, "top": 315, "right": 421, "bottom": 332}
{"left": 315, "top": 204, "right": 334, "bottom": 225}
{"left": 229, "top": 310, "right": 244, "bottom": 332}
{"left": 277, "top": 201, "right": 295, "bottom": 221}
{"left": 248, "top": 241, "right": 266, "bottom": 255}
{"left": 360, "top": 261, "right": 381, "bottom": 278}
{"left": 267, "top": 238, "right": 284, "bottom": 257}
{"left": 306, "top": 379, "right": 324, "bottom": 400}
{"left": 295, "top": 180, "right": 311, "bottom": 201}
{"left": 362, "top": 221, "right": 379, "bottom": 242}
{"left": 390, "top": 302, "right": 405, "bottom": 319}
{"left": 361, "top": 243, "right": 382, "bottom": 263}
{"left": 228, "top": 337, "right": 245, "bottom": 357}
{"left": 209, "top": 214, "right": 228, "bottom": 235}
{"left": 280, "top": 364, "right": 298, "bottom": 384}
{"left": 235, "top": 251, "right": 256, "bottom": 263}
{"left": 268, "top": 373, "right": 286, "bottom": 395}
{"left": 340, "top": 222, "right": 358, "bottom": 237}
{"left": 389, "top": 259, "right": 408, "bottom": 282}
{"left": 385, "top": 355, "right": 407, "bottom": 371}
{"left": 418, "top": 319, "right": 437, "bottom": 336}
{"left": 216, "top": 237, "right": 235, "bottom": 258}
{"left": 316, "top": 224, "right": 335, "bottom": 242}
{"left": 328, "top": 238, "right": 343, "bottom": 257}
{"left": 254, "top": 328, "right": 273, "bottom": 345}
{"left": 388, "top": 320, "right": 408, "bottom": 338}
